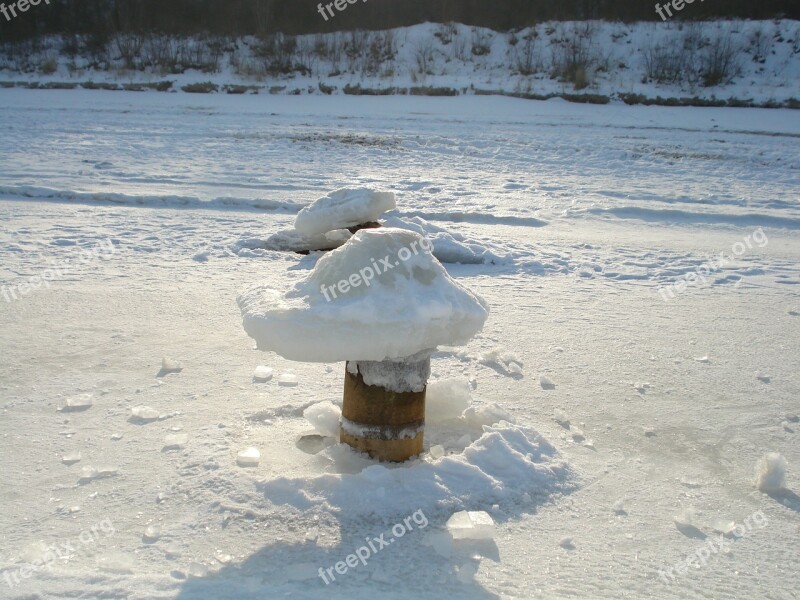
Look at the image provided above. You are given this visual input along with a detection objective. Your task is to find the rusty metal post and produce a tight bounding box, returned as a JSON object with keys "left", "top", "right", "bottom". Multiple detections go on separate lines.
{"left": 340, "top": 361, "right": 427, "bottom": 462}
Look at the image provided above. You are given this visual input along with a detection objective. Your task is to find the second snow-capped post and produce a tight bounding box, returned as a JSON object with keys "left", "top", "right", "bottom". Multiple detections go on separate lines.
{"left": 238, "top": 189, "right": 489, "bottom": 462}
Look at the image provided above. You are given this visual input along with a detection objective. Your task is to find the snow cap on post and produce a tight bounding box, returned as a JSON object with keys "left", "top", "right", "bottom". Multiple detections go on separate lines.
{"left": 294, "top": 189, "right": 396, "bottom": 235}
{"left": 238, "top": 228, "right": 489, "bottom": 363}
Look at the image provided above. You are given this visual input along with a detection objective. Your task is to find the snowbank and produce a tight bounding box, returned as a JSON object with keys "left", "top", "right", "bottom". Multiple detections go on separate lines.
{"left": 383, "top": 215, "right": 510, "bottom": 265}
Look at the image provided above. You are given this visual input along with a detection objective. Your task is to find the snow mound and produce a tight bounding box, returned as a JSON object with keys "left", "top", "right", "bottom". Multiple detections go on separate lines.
{"left": 294, "top": 189, "right": 396, "bottom": 235}
{"left": 755, "top": 452, "right": 788, "bottom": 492}
{"left": 261, "top": 422, "right": 575, "bottom": 517}
{"left": 383, "top": 215, "right": 509, "bottom": 265}
{"left": 426, "top": 378, "right": 472, "bottom": 423}
{"left": 239, "top": 228, "right": 489, "bottom": 362}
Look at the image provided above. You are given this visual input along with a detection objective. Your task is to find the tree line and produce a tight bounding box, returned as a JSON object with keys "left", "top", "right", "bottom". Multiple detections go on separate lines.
{"left": 2, "top": 0, "right": 798, "bottom": 43}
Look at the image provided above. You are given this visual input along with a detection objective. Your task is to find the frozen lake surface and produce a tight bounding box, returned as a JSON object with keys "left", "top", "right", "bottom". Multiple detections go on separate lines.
{"left": 0, "top": 90, "right": 798, "bottom": 599}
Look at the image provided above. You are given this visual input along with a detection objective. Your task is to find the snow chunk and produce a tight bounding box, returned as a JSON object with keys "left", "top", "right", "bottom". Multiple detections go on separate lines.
{"left": 429, "top": 445, "right": 445, "bottom": 459}
{"left": 303, "top": 401, "right": 341, "bottom": 438}
{"left": 294, "top": 189, "right": 396, "bottom": 235}
{"left": 143, "top": 525, "right": 161, "bottom": 542}
{"left": 278, "top": 373, "right": 299, "bottom": 387}
{"left": 464, "top": 404, "right": 515, "bottom": 428}
{"left": 253, "top": 366, "right": 274, "bottom": 382}
{"left": 130, "top": 405, "right": 160, "bottom": 422}
{"left": 239, "top": 228, "right": 489, "bottom": 362}
{"left": 755, "top": 452, "right": 788, "bottom": 492}
{"left": 163, "top": 434, "right": 188, "bottom": 449}
{"left": 160, "top": 358, "right": 183, "bottom": 374}
{"left": 426, "top": 378, "right": 472, "bottom": 423}
{"left": 237, "top": 447, "right": 261, "bottom": 467}
{"left": 446, "top": 510, "right": 495, "bottom": 540}
{"left": 80, "top": 466, "right": 118, "bottom": 482}
{"left": 62, "top": 451, "right": 82, "bottom": 465}
{"left": 61, "top": 393, "right": 93, "bottom": 411}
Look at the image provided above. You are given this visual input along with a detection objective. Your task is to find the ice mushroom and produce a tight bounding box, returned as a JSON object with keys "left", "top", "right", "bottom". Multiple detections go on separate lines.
{"left": 238, "top": 227, "right": 489, "bottom": 461}
{"left": 294, "top": 189, "right": 397, "bottom": 235}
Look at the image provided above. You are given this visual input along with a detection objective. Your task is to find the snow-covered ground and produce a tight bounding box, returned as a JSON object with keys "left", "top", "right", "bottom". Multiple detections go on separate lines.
{"left": 2, "top": 20, "right": 799, "bottom": 104}
{"left": 0, "top": 90, "right": 799, "bottom": 599}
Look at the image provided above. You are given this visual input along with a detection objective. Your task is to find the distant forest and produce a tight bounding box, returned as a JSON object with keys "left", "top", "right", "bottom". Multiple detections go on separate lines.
{"left": 2, "top": 0, "right": 799, "bottom": 42}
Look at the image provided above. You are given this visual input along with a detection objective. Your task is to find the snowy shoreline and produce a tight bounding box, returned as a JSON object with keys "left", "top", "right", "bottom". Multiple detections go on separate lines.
{"left": 2, "top": 20, "right": 799, "bottom": 106}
